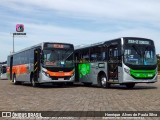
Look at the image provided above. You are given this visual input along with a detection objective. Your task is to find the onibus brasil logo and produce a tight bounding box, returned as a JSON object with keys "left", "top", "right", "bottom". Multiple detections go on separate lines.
{"left": 13, "top": 24, "right": 26, "bottom": 36}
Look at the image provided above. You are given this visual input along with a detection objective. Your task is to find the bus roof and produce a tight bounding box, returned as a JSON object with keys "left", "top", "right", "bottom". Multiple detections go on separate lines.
{"left": 9, "top": 42, "right": 74, "bottom": 56}
{"left": 75, "top": 37, "right": 153, "bottom": 50}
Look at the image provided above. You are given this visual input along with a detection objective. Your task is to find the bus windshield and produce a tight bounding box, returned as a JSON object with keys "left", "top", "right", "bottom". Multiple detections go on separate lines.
{"left": 124, "top": 45, "right": 157, "bottom": 66}
{"left": 43, "top": 48, "right": 74, "bottom": 67}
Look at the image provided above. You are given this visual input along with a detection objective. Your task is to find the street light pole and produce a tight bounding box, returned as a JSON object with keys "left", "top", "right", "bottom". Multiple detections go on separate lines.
{"left": 13, "top": 33, "right": 14, "bottom": 53}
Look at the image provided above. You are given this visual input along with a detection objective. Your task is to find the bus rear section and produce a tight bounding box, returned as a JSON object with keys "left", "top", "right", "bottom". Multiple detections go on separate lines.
{"left": 7, "top": 42, "right": 75, "bottom": 87}
{"left": 75, "top": 37, "right": 157, "bottom": 89}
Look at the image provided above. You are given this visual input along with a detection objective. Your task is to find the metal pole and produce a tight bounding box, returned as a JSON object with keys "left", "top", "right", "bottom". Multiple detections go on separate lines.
{"left": 13, "top": 33, "right": 14, "bottom": 53}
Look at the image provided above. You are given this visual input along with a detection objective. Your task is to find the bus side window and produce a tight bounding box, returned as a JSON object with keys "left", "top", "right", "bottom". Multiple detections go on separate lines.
{"left": 109, "top": 47, "right": 118, "bottom": 59}
{"left": 97, "top": 52, "right": 102, "bottom": 61}
{"left": 81, "top": 49, "right": 90, "bottom": 62}
{"left": 90, "top": 53, "right": 97, "bottom": 61}
{"left": 101, "top": 52, "right": 106, "bottom": 61}
{"left": 29, "top": 48, "right": 34, "bottom": 64}
{"left": 82, "top": 54, "right": 90, "bottom": 62}
{"left": 109, "top": 49, "right": 113, "bottom": 58}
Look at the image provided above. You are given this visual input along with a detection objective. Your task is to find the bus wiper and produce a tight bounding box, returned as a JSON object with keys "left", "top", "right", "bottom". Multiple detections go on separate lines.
{"left": 62, "top": 48, "right": 72, "bottom": 59}
{"left": 63, "top": 52, "right": 73, "bottom": 61}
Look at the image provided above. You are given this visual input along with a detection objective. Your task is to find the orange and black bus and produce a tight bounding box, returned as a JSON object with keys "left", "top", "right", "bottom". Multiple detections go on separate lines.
{"left": 7, "top": 42, "right": 75, "bottom": 87}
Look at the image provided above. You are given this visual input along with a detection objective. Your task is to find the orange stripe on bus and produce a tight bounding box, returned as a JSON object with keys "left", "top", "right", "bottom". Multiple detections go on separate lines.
{"left": 12, "top": 64, "right": 27, "bottom": 75}
{"left": 47, "top": 70, "right": 74, "bottom": 77}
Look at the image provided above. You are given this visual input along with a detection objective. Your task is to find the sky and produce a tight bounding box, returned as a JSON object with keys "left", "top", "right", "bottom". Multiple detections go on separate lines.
{"left": 0, "top": 0, "right": 160, "bottom": 61}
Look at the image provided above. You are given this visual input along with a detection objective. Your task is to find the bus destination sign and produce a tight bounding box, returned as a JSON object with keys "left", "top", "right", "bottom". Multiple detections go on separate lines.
{"left": 127, "top": 39, "right": 150, "bottom": 45}
{"left": 46, "top": 43, "right": 72, "bottom": 49}
{"left": 53, "top": 44, "right": 64, "bottom": 48}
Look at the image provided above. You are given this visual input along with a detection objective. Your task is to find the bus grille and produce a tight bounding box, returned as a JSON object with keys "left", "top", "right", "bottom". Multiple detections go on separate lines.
{"left": 51, "top": 76, "right": 71, "bottom": 80}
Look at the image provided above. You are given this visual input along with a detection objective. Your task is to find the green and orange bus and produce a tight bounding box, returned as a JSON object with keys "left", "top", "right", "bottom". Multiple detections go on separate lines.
{"left": 7, "top": 42, "right": 75, "bottom": 87}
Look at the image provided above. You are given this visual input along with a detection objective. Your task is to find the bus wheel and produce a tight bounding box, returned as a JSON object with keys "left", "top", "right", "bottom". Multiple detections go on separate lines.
{"left": 31, "top": 78, "right": 39, "bottom": 87}
{"left": 13, "top": 75, "right": 21, "bottom": 85}
{"left": 100, "top": 75, "right": 110, "bottom": 88}
{"left": 125, "top": 83, "right": 135, "bottom": 89}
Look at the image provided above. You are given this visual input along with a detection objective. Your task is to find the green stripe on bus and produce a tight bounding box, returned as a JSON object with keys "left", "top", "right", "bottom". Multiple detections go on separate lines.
{"left": 130, "top": 69, "right": 156, "bottom": 78}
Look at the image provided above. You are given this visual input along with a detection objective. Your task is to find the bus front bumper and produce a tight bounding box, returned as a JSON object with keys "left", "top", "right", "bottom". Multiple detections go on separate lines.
{"left": 121, "top": 73, "right": 158, "bottom": 84}
{"left": 38, "top": 73, "right": 75, "bottom": 83}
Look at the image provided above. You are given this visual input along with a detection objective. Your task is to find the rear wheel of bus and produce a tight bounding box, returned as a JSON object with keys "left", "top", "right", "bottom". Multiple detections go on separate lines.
{"left": 13, "top": 74, "right": 21, "bottom": 85}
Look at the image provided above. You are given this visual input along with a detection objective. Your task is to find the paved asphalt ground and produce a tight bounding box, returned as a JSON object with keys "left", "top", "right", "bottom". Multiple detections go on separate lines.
{"left": 0, "top": 79, "right": 160, "bottom": 120}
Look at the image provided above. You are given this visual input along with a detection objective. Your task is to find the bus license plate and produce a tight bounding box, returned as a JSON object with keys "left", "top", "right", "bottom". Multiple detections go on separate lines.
{"left": 58, "top": 78, "right": 64, "bottom": 80}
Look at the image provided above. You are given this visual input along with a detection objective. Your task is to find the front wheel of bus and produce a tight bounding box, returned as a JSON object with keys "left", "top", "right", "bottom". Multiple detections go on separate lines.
{"left": 100, "top": 75, "right": 110, "bottom": 88}
{"left": 125, "top": 83, "right": 135, "bottom": 89}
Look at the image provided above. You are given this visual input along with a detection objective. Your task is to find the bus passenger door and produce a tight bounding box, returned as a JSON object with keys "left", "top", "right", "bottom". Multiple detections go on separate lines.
{"left": 34, "top": 48, "right": 41, "bottom": 81}
{"left": 74, "top": 52, "right": 79, "bottom": 82}
{"left": 108, "top": 45, "right": 119, "bottom": 80}
{"left": 10, "top": 56, "right": 13, "bottom": 80}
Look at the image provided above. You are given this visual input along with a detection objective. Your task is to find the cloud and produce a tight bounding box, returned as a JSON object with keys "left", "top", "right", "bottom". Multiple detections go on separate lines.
{"left": 2, "top": 0, "right": 160, "bottom": 22}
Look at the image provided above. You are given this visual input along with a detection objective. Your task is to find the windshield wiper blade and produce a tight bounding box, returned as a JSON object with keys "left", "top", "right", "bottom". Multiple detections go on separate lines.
{"left": 63, "top": 52, "right": 73, "bottom": 61}
{"left": 62, "top": 48, "right": 73, "bottom": 59}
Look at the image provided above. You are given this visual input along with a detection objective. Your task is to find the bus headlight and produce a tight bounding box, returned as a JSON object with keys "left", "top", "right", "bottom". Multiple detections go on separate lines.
{"left": 124, "top": 68, "right": 130, "bottom": 75}
{"left": 42, "top": 70, "right": 50, "bottom": 77}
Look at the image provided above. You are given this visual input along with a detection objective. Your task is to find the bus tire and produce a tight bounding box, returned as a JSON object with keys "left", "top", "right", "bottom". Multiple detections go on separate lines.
{"left": 99, "top": 74, "right": 110, "bottom": 88}
{"left": 31, "top": 77, "right": 39, "bottom": 87}
{"left": 13, "top": 75, "right": 21, "bottom": 85}
{"left": 125, "top": 83, "right": 135, "bottom": 89}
